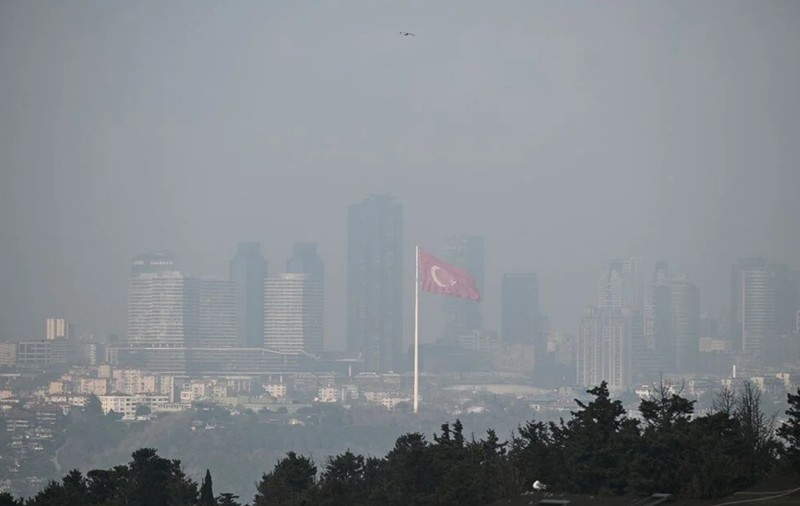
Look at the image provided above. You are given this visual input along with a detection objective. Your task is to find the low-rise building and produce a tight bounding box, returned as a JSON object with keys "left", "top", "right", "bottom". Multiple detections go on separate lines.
{"left": 0, "top": 341, "right": 17, "bottom": 366}
{"left": 264, "top": 383, "right": 287, "bottom": 399}
{"left": 78, "top": 378, "right": 110, "bottom": 396}
{"left": 99, "top": 394, "right": 168, "bottom": 417}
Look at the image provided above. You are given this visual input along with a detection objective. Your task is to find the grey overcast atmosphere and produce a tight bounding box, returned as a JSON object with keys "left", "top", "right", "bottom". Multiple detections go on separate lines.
{"left": 1, "top": 0, "right": 799, "bottom": 350}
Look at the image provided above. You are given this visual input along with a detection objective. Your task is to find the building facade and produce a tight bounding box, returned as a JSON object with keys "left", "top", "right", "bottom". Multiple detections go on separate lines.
{"left": 576, "top": 307, "right": 632, "bottom": 389}
{"left": 46, "top": 318, "right": 74, "bottom": 340}
{"left": 197, "top": 277, "right": 238, "bottom": 348}
{"left": 127, "top": 251, "right": 198, "bottom": 348}
{"left": 230, "top": 242, "right": 268, "bottom": 348}
{"left": 286, "top": 242, "right": 325, "bottom": 351}
{"left": 346, "top": 194, "right": 404, "bottom": 373}
{"left": 264, "top": 273, "right": 323, "bottom": 355}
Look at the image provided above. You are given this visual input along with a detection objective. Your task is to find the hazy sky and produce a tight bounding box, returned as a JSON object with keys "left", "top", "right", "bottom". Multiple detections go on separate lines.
{"left": 1, "top": 1, "right": 799, "bottom": 349}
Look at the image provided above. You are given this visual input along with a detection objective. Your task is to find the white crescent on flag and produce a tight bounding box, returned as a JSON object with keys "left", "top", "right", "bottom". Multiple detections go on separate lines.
{"left": 431, "top": 265, "right": 456, "bottom": 288}
{"left": 418, "top": 247, "right": 480, "bottom": 301}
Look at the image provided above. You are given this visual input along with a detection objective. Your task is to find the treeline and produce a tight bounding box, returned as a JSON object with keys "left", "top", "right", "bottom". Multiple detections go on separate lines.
{"left": 3, "top": 382, "right": 800, "bottom": 506}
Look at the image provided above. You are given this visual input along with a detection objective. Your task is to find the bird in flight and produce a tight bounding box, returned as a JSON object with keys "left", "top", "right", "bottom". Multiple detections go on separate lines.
{"left": 399, "top": 31, "right": 415, "bottom": 36}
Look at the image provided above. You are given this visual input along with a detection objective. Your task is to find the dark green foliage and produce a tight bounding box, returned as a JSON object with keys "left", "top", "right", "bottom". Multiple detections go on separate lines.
{"left": 216, "top": 493, "right": 243, "bottom": 506}
{"left": 23, "top": 449, "right": 199, "bottom": 506}
{"left": 128, "top": 448, "right": 198, "bottom": 506}
{"left": 508, "top": 381, "right": 779, "bottom": 499}
{"left": 777, "top": 388, "right": 800, "bottom": 474}
{"left": 558, "top": 382, "right": 637, "bottom": 494}
{"left": 199, "top": 469, "right": 215, "bottom": 506}
{"left": 134, "top": 404, "right": 152, "bottom": 417}
{"left": 16, "top": 381, "right": 787, "bottom": 504}
{"left": 315, "top": 450, "right": 366, "bottom": 506}
{"left": 0, "top": 492, "right": 22, "bottom": 506}
{"left": 253, "top": 452, "right": 317, "bottom": 506}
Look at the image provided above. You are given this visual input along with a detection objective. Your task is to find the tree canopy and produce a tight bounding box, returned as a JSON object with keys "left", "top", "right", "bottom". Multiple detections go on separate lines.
{"left": 10, "top": 382, "right": 800, "bottom": 505}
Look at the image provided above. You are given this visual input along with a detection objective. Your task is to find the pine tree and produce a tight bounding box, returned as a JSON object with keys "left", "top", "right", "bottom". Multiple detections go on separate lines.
{"left": 777, "top": 388, "right": 800, "bottom": 474}
{"left": 199, "top": 469, "right": 215, "bottom": 506}
{"left": 253, "top": 452, "right": 317, "bottom": 506}
{"left": 0, "top": 492, "right": 22, "bottom": 506}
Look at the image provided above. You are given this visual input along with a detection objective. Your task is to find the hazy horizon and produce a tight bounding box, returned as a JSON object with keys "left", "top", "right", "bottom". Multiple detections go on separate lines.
{"left": 2, "top": 1, "right": 799, "bottom": 351}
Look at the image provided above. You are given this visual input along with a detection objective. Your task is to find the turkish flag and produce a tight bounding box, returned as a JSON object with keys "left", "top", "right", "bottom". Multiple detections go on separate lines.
{"left": 418, "top": 247, "right": 480, "bottom": 301}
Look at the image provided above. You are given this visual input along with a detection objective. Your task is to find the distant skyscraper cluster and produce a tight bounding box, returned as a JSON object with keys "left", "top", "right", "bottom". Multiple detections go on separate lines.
{"left": 576, "top": 255, "right": 800, "bottom": 389}
{"left": 124, "top": 240, "right": 327, "bottom": 371}
{"left": 730, "top": 258, "right": 799, "bottom": 367}
{"left": 111, "top": 196, "right": 800, "bottom": 382}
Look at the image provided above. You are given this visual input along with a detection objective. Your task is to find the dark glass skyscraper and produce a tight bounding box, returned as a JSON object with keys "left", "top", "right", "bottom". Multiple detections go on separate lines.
{"left": 230, "top": 242, "right": 267, "bottom": 348}
{"left": 501, "top": 273, "right": 540, "bottom": 345}
{"left": 441, "top": 234, "right": 484, "bottom": 343}
{"left": 287, "top": 242, "right": 324, "bottom": 282}
{"left": 347, "top": 194, "right": 403, "bottom": 373}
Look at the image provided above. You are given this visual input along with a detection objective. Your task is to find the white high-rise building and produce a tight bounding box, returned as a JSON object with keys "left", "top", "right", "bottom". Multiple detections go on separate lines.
{"left": 598, "top": 258, "right": 642, "bottom": 311}
{"left": 576, "top": 307, "right": 632, "bottom": 389}
{"left": 739, "top": 266, "right": 776, "bottom": 360}
{"left": 127, "top": 252, "right": 197, "bottom": 348}
{"left": 576, "top": 307, "right": 602, "bottom": 387}
{"left": 46, "top": 318, "right": 74, "bottom": 340}
{"left": 264, "top": 273, "right": 323, "bottom": 355}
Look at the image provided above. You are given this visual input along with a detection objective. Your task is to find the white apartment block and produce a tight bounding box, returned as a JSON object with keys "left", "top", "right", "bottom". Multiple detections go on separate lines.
{"left": 0, "top": 341, "right": 17, "bottom": 366}
{"left": 78, "top": 378, "right": 110, "bottom": 396}
{"left": 316, "top": 387, "right": 339, "bottom": 403}
{"left": 264, "top": 383, "right": 287, "bottom": 399}
{"left": 264, "top": 273, "right": 323, "bottom": 355}
{"left": 99, "top": 394, "right": 168, "bottom": 417}
{"left": 128, "top": 270, "right": 197, "bottom": 347}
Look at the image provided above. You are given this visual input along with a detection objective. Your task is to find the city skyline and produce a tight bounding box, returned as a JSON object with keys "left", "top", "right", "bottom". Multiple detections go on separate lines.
{"left": 1, "top": 2, "right": 800, "bottom": 501}
{"left": 6, "top": 232, "right": 798, "bottom": 354}
{"left": 3, "top": 2, "right": 799, "bottom": 347}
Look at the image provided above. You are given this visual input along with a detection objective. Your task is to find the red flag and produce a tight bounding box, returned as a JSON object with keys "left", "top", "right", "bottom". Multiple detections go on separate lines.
{"left": 418, "top": 247, "right": 480, "bottom": 301}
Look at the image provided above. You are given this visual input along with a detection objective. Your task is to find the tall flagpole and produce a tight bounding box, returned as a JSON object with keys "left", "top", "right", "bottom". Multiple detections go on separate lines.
{"left": 413, "top": 244, "right": 420, "bottom": 414}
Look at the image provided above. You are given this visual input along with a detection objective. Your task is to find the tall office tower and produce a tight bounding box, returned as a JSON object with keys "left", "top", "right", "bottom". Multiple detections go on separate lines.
{"left": 287, "top": 242, "right": 325, "bottom": 350}
{"left": 794, "top": 309, "right": 800, "bottom": 334}
{"left": 643, "top": 261, "right": 674, "bottom": 374}
{"left": 731, "top": 258, "right": 775, "bottom": 360}
{"left": 441, "top": 235, "right": 484, "bottom": 342}
{"left": 601, "top": 308, "right": 633, "bottom": 389}
{"left": 501, "top": 272, "right": 543, "bottom": 371}
{"left": 576, "top": 307, "right": 632, "bottom": 389}
{"left": 670, "top": 277, "right": 700, "bottom": 373}
{"left": 772, "top": 263, "right": 800, "bottom": 337}
{"left": 264, "top": 273, "right": 323, "bottom": 355}
{"left": 46, "top": 318, "right": 75, "bottom": 340}
{"left": 127, "top": 251, "right": 198, "bottom": 348}
{"left": 501, "top": 273, "right": 540, "bottom": 344}
{"left": 287, "top": 242, "right": 324, "bottom": 281}
{"left": 598, "top": 258, "right": 642, "bottom": 311}
{"left": 197, "top": 278, "right": 238, "bottom": 348}
{"left": 796, "top": 309, "right": 800, "bottom": 335}
{"left": 347, "top": 194, "right": 403, "bottom": 373}
{"left": 230, "top": 242, "right": 268, "bottom": 348}
{"left": 576, "top": 307, "right": 601, "bottom": 387}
